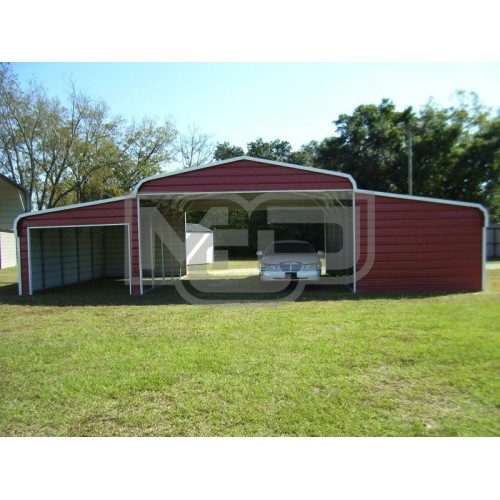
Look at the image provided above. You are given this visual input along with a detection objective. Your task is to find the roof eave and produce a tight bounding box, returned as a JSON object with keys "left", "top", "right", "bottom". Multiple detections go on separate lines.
{"left": 356, "top": 188, "right": 490, "bottom": 226}
{"left": 13, "top": 194, "right": 137, "bottom": 236}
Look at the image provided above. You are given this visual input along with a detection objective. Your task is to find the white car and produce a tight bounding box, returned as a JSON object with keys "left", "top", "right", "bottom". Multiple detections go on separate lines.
{"left": 257, "top": 240, "right": 324, "bottom": 281}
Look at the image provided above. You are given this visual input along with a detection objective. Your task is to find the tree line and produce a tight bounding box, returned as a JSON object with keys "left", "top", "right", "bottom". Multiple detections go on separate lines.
{"left": 1, "top": 63, "right": 499, "bottom": 221}
{"left": 215, "top": 94, "right": 500, "bottom": 222}
{"left": 0, "top": 63, "right": 213, "bottom": 211}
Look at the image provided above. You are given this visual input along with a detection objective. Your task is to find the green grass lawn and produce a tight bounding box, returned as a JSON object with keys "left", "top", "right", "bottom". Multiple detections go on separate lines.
{"left": 0, "top": 266, "right": 499, "bottom": 436}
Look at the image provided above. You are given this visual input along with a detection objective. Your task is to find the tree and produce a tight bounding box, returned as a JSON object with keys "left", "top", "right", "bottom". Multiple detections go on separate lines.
{"left": 246, "top": 138, "right": 293, "bottom": 162}
{"left": 315, "top": 99, "right": 412, "bottom": 193}
{"left": 213, "top": 141, "right": 244, "bottom": 161}
{"left": 410, "top": 93, "right": 498, "bottom": 209}
{"left": 213, "top": 138, "right": 318, "bottom": 166}
{"left": 288, "top": 140, "right": 319, "bottom": 166}
{"left": 0, "top": 63, "right": 177, "bottom": 210}
{"left": 175, "top": 124, "right": 215, "bottom": 168}
{"left": 315, "top": 94, "right": 500, "bottom": 219}
{"left": 456, "top": 114, "right": 500, "bottom": 220}
{"left": 114, "top": 116, "right": 177, "bottom": 193}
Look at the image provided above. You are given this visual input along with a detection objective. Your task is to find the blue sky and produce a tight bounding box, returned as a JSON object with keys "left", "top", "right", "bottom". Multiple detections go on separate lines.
{"left": 11, "top": 62, "right": 500, "bottom": 151}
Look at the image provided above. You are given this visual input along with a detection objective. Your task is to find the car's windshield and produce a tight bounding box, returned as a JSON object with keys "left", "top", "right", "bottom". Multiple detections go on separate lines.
{"left": 266, "top": 242, "right": 316, "bottom": 254}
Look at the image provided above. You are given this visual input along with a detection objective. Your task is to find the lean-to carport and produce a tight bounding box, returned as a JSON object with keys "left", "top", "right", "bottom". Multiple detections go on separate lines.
{"left": 26, "top": 224, "right": 131, "bottom": 294}
{"left": 16, "top": 196, "right": 139, "bottom": 295}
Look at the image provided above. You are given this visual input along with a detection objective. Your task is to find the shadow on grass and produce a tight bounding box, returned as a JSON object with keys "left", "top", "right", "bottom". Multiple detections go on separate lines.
{"left": 0, "top": 275, "right": 461, "bottom": 307}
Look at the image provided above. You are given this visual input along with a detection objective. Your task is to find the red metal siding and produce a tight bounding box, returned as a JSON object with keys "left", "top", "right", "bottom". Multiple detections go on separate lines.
{"left": 138, "top": 159, "right": 353, "bottom": 193}
{"left": 17, "top": 198, "right": 141, "bottom": 295}
{"left": 356, "top": 194, "right": 484, "bottom": 293}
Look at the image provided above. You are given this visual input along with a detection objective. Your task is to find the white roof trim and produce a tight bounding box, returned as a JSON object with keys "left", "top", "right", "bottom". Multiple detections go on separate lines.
{"left": 356, "top": 188, "right": 489, "bottom": 226}
{"left": 133, "top": 156, "right": 357, "bottom": 194}
{"left": 137, "top": 188, "right": 353, "bottom": 197}
{"left": 13, "top": 162, "right": 488, "bottom": 230}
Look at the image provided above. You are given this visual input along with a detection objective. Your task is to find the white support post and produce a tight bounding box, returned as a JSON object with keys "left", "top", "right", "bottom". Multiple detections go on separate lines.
{"left": 16, "top": 235, "right": 22, "bottom": 296}
{"left": 149, "top": 212, "right": 155, "bottom": 288}
{"left": 352, "top": 191, "right": 357, "bottom": 293}
{"left": 161, "top": 217, "right": 165, "bottom": 285}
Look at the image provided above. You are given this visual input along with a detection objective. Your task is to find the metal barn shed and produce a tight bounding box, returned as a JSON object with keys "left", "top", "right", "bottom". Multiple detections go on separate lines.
{"left": 186, "top": 224, "right": 214, "bottom": 265}
{"left": 15, "top": 157, "right": 488, "bottom": 296}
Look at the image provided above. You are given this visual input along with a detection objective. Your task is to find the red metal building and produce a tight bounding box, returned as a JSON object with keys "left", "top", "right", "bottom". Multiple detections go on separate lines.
{"left": 15, "top": 157, "right": 488, "bottom": 296}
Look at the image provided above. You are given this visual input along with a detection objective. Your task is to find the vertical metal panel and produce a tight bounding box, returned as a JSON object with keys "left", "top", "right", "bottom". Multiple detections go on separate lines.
{"left": 103, "top": 226, "right": 126, "bottom": 277}
{"left": 487, "top": 225, "right": 500, "bottom": 259}
{"left": 78, "top": 228, "right": 94, "bottom": 282}
{"left": 139, "top": 207, "right": 153, "bottom": 282}
{"left": 62, "top": 228, "right": 78, "bottom": 285}
{"left": 40, "top": 230, "right": 45, "bottom": 289}
{"left": 59, "top": 229, "right": 65, "bottom": 284}
{"left": 90, "top": 227, "right": 105, "bottom": 279}
{"left": 40, "top": 229, "right": 62, "bottom": 288}
{"left": 75, "top": 228, "right": 81, "bottom": 282}
{"left": 90, "top": 228, "right": 94, "bottom": 278}
{"left": 123, "top": 198, "right": 140, "bottom": 295}
{"left": 31, "top": 230, "right": 45, "bottom": 290}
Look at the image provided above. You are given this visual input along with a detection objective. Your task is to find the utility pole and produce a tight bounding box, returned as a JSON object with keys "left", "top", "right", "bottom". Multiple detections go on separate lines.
{"left": 407, "top": 130, "right": 413, "bottom": 196}
{"left": 398, "top": 122, "right": 419, "bottom": 196}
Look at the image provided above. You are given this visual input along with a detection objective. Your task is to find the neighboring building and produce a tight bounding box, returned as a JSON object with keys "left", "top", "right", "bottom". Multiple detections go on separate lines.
{"left": 0, "top": 174, "right": 27, "bottom": 269}
{"left": 15, "top": 157, "right": 488, "bottom": 296}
